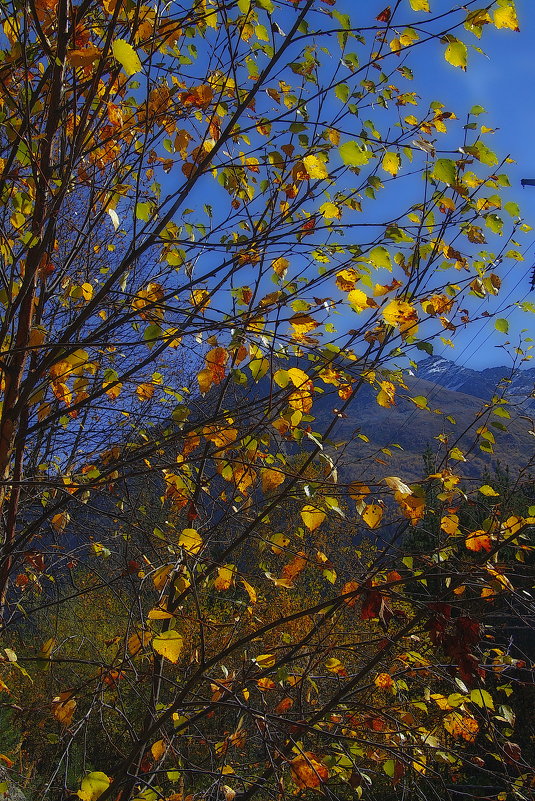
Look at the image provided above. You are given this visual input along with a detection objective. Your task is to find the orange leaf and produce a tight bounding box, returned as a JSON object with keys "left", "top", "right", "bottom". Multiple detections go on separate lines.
{"left": 465, "top": 531, "right": 492, "bottom": 552}
{"left": 290, "top": 752, "right": 329, "bottom": 790}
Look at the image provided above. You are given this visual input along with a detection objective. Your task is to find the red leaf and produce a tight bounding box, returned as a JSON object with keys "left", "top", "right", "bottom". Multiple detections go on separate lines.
{"left": 376, "top": 6, "right": 391, "bottom": 23}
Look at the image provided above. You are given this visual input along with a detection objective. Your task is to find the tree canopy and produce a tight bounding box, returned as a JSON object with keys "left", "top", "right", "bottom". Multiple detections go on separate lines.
{"left": 0, "top": 1, "right": 533, "bottom": 800}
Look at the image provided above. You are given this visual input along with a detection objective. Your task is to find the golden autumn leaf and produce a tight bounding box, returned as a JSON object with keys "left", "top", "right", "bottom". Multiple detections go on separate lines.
{"left": 441, "top": 514, "right": 459, "bottom": 535}
{"left": 68, "top": 44, "right": 102, "bottom": 68}
{"left": 214, "top": 564, "right": 236, "bottom": 591}
{"left": 396, "top": 492, "right": 425, "bottom": 525}
{"left": 362, "top": 503, "right": 383, "bottom": 529}
{"left": 254, "top": 653, "right": 276, "bottom": 668}
{"left": 290, "top": 752, "right": 329, "bottom": 790}
{"left": 303, "top": 154, "right": 329, "bottom": 180}
{"left": 384, "top": 476, "right": 412, "bottom": 495}
{"left": 112, "top": 39, "right": 142, "bottom": 76}
{"left": 151, "top": 739, "right": 166, "bottom": 761}
{"left": 348, "top": 288, "right": 371, "bottom": 312}
{"left": 493, "top": 5, "right": 519, "bottom": 31}
{"left": 381, "top": 151, "right": 401, "bottom": 176}
{"left": 152, "top": 630, "right": 184, "bottom": 663}
{"left": 382, "top": 298, "right": 419, "bottom": 336}
{"left": 51, "top": 512, "right": 70, "bottom": 533}
{"left": 52, "top": 692, "right": 77, "bottom": 726}
{"left": 465, "top": 530, "right": 492, "bottom": 552}
{"left": 261, "top": 468, "right": 285, "bottom": 493}
{"left": 301, "top": 505, "right": 326, "bottom": 531}
{"left": 443, "top": 712, "right": 479, "bottom": 742}
{"left": 127, "top": 630, "right": 152, "bottom": 656}
{"left": 271, "top": 256, "right": 289, "bottom": 277}
{"left": 135, "top": 382, "right": 155, "bottom": 401}
{"left": 77, "top": 772, "right": 110, "bottom": 801}
{"left": 374, "top": 672, "right": 394, "bottom": 689}
{"left": 178, "top": 528, "right": 203, "bottom": 555}
{"left": 241, "top": 578, "right": 257, "bottom": 603}
{"left": 376, "top": 381, "right": 396, "bottom": 408}
{"left": 289, "top": 313, "right": 319, "bottom": 336}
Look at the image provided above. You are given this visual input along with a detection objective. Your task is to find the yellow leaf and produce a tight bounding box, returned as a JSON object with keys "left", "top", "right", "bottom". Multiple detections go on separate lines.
{"left": 319, "top": 201, "right": 341, "bottom": 220}
{"left": 241, "top": 578, "right": 257, "bottom": 603}
{"left": 152, "top": 630, "right": 183, "bottom": 664}
{"left": 81, "top": 282, "right": 93, "bottom": 301}
{"left": 261, "top": 468, "right": 285, "bottom": 493}
{"left": 441, "top": 514, "right": 459, "bottom": 535}
{"left": 151, "top": 739, "right": 166, "bottom": 761}
{"left": 348, "top": 289, "right": 370, "bottom": 312}
{"left": 271, "top": 257, "right": 289, "bottom": 277}
{"left": 254, "top": 653, "right": 276, "bottom": 668}
{"left": 112, "top": 39, "right": 142, "bottom": 76}
{"left": 152, "top": 564, "right": 173, "bottom": 591}
{"left": 147, "top": 607, "right": 173, "bottom": 620}
{"left": 300, "top": 505, "right": 326, "bottom": 531}
{"left": 493, "top": 4, "right": 519, "bottom": 31}
{"left": 362, "top": 503, "right": 383, "bottom": 529}
{"left": 290, "top": 313, "right": 319, "bottom": 336}
{"left": 381, "top": 151, "right": 401, "bottom": 176}
{"left": 77, "top": 772, "right": 111, "bottom": 801}
{"left": 478, "top": 484, "right": 499, "bottom": 497}
{"left": 303, "top": 154, "right": 329, "bottom": 180}
{"left": 376, "top": 381, "right": 395, "bottom": 408}
{"left": 51, "top": 511, "right": 70, "bottom": 533}
{"left": 444, "top": 38, "right": 468, "bottom": 70}
{"left": 382, "top": 299, "right": 419, "bottom": 336}
{"left": 135, "top": 382, "right": 155, "bottom": 401}
{"left": 178, "top": 528, "right": 203, "bottom": 555}
{"left": 214, "top": 564, "right": 236, "bottom": 591}
{"left": 450, "top": 447, "right": 466, "bottom": 461}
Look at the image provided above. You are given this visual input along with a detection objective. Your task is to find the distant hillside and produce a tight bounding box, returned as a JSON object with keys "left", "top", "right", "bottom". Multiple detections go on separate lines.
{"left": 415, "top": 356, "right": 535, "bottom": 411}
{"left": 311, "top": 371, "right": 534, "bottom": 485}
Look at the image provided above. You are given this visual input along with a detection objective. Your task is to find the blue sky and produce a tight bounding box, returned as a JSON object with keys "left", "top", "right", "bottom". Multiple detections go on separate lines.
{"left": 374, "top": 0, "right": 535, "bottom": 370}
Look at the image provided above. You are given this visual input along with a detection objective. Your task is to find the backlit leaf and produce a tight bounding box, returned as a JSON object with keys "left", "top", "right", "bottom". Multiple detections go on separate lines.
{"left": 152, "top": 631, "right": 184, "bottom": 664}
{"left": 303, "top": 154, "right": 329, "bottom": 180}
{"left": 301, "top": 505, "right": 326, "bottom": 531}
{"left": 444, "top": 38, "right": 467, "bottom": 70}
{"left": 77, "top": 773, "right": 111, "bottom": 801}
{"left": 362, "top": 503, "right": 383, "bottom": 529}
{"left": 112, "top": 39, "right": 142, "bottom": 76}
{"left": 381, "top": 151, "right": 401, "bottom": 176}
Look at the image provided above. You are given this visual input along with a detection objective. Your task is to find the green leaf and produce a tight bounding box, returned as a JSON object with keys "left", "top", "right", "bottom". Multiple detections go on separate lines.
{"left": 135, "top": 202, "right": 151, "bottom": 221}
{"left": 469, "top": 688, "right": 495, "bottom": 710}
{"left": 335, "top": 83, "right": 349, "bottom": 103}
{"left": 409, "top": 0, "right": 430, "bottom": 11}
{"left": 494, "top": 318, "right": 509, "bottom": 334}
{"left": 470, "top": 104, "right": 486, "bottom": 116}
{"left": 339, "top": 141, "right": 374, "bottom": 167}
{"left": 78, "top": 772, "right": 111, "bottom": 801}
{"left": 431, "top": 158, "right": 456, "bottom": 185}
{"left": 257, "top": 0, "right": 274, "bottom": 12}
{"left": 444, "top": 38, "right": 468, "bottom": 69}
{"left": 466, "top": 139, "right": 499, "bottom": 166}
{"left": 504, "top": 201, "right": 520, "bottom": 217}
{"left": 112, "top": 39, "right": 142, "bottom": 76}
{"left": 366, "top": 246, "right": 391, "bottom": 270}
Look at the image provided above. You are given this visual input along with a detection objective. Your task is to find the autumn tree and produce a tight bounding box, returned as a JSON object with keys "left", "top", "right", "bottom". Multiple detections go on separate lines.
{"left": 0, "top": 0, "right": 533, "bottom": 800}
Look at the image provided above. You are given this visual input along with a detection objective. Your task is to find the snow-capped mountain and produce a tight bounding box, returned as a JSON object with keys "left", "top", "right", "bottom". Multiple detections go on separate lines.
{"left": 416, "top": 356, "right": 535, "bottom": 410}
